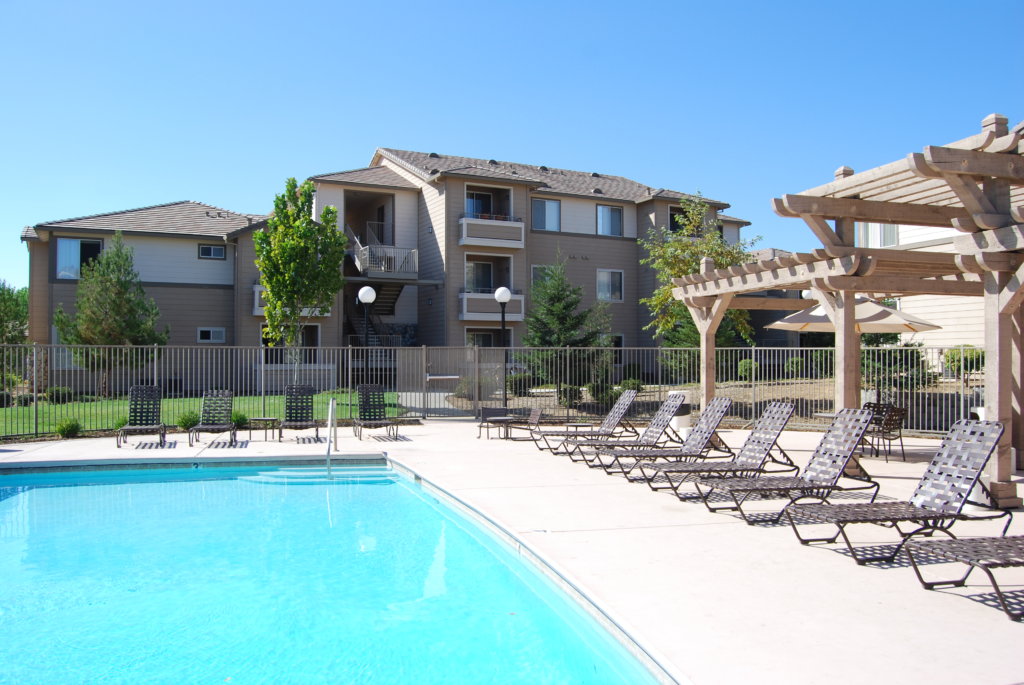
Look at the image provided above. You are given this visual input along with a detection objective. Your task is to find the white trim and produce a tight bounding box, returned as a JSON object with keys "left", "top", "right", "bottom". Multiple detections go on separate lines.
{"left": 531, "top": 197, "right": 561, "bottom": 232}
{"left": 596, "top": 204, "right": 624, "bottom": 237}
{"left": 597, "top": 268, "right": 625, "bottom": 302}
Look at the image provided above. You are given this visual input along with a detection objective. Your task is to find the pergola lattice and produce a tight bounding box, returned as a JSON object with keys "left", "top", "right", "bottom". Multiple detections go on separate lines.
{"left": 672, "top": 114, "right": 1024, "bottom": 507}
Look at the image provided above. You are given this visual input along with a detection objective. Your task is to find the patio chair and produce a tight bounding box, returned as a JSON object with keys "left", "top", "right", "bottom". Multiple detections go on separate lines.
{"left": 188, "top": 389, "right": 236, "bottom": 447}
{"left": 530, "top": 389, "right": 638, "bottom": 453}
{"left": 868, "top": 406, "right": 906, "bottom": 462}
{"left": 354, "top": 384, "right": 398, "bottom": 440}
{"left": 116, "top": 385, "right": 166, "bottom": 448}
{"left": 504, "top": 408, "right": 544, "bottom": 441}
{"left": 637, "top": 401, "right": 797, "bottom": 496}
{"left": 562, "top": 391, "right": 693, "bottom": 464}
{"left": 478, "top": 406, "right": 511, "bottom": 439}
{"left": 904, "top": 534, "right": 1024, "bottom": 621}
{"left": 589, "top": 396, "right": 734, "bottom": 477}
{"left": 692, "top": 408, "right": 876, "bottom": 523}
{"left": 278, "top": 384, "right": 317, "bottom": 441}
{"left": 784, "top": 419, "right": 1012, "bottom": 565}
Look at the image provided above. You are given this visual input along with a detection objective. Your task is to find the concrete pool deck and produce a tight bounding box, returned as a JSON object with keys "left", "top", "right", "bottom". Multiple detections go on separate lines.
{"left": 2, "top": 421, "right": 1022, "bottom": 684}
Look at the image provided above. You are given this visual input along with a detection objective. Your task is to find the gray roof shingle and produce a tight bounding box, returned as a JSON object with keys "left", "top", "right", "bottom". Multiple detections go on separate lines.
{"left": 310, "top": 166, "right": 418, "bottom": 189}
{"left": 30, "top": 201, "right": 265, "bottom": 239}
{"left": 377, "top": 148, "right": 727, "bottom": 207}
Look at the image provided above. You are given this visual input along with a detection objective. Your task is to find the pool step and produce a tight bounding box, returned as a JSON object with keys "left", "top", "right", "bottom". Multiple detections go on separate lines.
{"left": 239, "top": 466, "right": 397, "bottom": 485}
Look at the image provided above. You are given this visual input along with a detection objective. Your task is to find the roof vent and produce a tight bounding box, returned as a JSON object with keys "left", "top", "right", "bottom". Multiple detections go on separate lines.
{"left": 592, "top": 188, "right": 603, "bottom": 194}
{"left": 540, "top": 165, "right": 549, "bottom": 172}
{"left": 488, "top": 159, "right": 498, "bottom": 165}
{"left": 428, "top": 152, "right": 440, "bottom": 158}
{"left": 429, "top": 168, "right": 440, "bottom": 175}
{"left": 591, "top": 172, "right": 601, "bottom": 177}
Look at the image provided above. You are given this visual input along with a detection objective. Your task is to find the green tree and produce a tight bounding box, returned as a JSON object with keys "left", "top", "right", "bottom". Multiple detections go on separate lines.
{"left": 0, "top": 280, "right": 27, "bottom": 344}
{"left": 53, "top": 232, "right": 168, "bottom": 395}
{"left": 639, "top": 195, "right": 760, "bottom": 347}
{"left": 522, "top": 260, "right": 610, "bottom": 404}
{"left": 253, "top": 178, "right": 347, "bottom": 348}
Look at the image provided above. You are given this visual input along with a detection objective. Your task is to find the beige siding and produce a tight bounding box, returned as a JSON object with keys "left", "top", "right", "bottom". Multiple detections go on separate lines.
{"left": 313, "top": 185, "right": 345, "bottom": 223}
{"left": 27, "top": 241, "right": 50, "bottom": 343}
{"left": 126, "top": 235, "right": 234, "bottom": 285}
{"left": 896, "top": 240, "right": 983, "bottom": 346}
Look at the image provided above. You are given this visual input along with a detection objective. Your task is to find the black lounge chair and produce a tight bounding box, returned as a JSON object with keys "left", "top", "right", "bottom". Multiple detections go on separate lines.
{"left": 784, "top": 419, "right": 1012, "bottom": 565}
{"left": 692, "top": 408, "right": 876, "bottom": 523}
{"left": 188, "top": 389, "right": 236, "bottom": 446}
{"left": 504, "top": 408, "right": 544, "bottom": 441}
{"left": 637, "top": 401, "right": 796, "bottom": 496}
{"left": 279, "top": 384, "right": 317, "bottom": 441}
{"left": 905, "top": 534, "right": 1024, "bottom": 621}
{"left": 116, "top": 385, "right": 166, "bottom": 448}
{"left": 563, "top": 391, "right": 692, "bottom": 464}
{"left": 530, "top": 389, "right": 639, "bottom": 453}
{"left": 354, "top": 384, "right": 398, "bottom": 440}
{"left": 590, "top": 396, "right": 733, "bottom": 477}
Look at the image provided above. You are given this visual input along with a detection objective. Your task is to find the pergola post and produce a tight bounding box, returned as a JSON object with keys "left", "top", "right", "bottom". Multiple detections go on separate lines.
{"left": 811, "top": 288, "right": 861, "bottom": 409}
{"left": 686, "top": 293, "right": 732, "bottom": 408}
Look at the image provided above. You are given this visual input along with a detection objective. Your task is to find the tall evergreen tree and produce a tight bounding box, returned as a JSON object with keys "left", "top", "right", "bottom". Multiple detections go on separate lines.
{"left": 523, "top": 260, "right": 608, "bottom": 348}
{"left": 253, "top": 178, "right": 347, "bottom": 348}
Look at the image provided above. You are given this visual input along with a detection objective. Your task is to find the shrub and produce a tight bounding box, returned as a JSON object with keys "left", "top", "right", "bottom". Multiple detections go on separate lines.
{"left": 177, "top": 411, "right": 200, "bottom": 431}
{"left": 811, "top": 349, "right": 834, "bottom": 378}
{"left": 558, "top": 385, "right": 582, "bottom": 407}
{"left": 231, "top": 410, "right": 248, "bottom": 429}
{"left": 0, "top": 391, "right": 10, "bottom": 408}
{"left": 15, "top": 393, "right": 35, "bottom": 406}
{"left": 46, "top": 386, "right": 75, "bottom": 404}
{"left": 944, "top": 346, "right": 985, "bottom": 376}
{"left": 784, "top": 357, "right": 805, "bottom": 378}
{"left": 55, "top": 418, "right": 81, "bottom": 439}
{"left": 619, "top": 378, "right": 644, "bottom": 392}
{"left": 1, "top": 372, "right": 21, "bottom": 391}
{"left": 506, "top": 373, "right": 534, "bottom": 397}
{"left": 586, "top": 380, "right": 620, "bottom": 408}
{"left": 737, "top": 359, "right": 760, "bottom": 381}
{"left": 622, "top": 363, "right": 642, "bottom": 382}
{"left": 112, "top": 416, "right": 128, "bottom": 430}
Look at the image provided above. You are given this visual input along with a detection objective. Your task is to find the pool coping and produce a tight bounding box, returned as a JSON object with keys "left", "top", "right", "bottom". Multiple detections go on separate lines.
{"left": 388, "top": 455, "right": 684, "bottom": 685}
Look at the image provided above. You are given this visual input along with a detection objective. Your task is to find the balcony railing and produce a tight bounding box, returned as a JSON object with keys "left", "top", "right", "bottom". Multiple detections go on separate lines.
{"left": 346, "top": 226, "right": 418, "bottom": 278}
{"left": 458, "top": 214, "right": 525, "bottom": 248}
{"left": 459, "top": 291, "right": 525, "bottom": 321}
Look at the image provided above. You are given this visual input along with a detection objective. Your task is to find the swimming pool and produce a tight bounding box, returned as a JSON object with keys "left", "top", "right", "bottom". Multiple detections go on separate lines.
{"left": 0, "top": 466, "right": 663, "bottom": 683}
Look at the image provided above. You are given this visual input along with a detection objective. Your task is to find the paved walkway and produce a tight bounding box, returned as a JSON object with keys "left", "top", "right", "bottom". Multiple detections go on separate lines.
{"left": 1, "top": 422, "right": 1022, "bottom": 684}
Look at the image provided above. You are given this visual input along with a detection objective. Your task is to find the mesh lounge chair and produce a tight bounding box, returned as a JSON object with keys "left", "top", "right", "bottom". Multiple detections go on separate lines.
{"left": 116, "top": 385, "right": 166, "bottom": 448}
{"left": 188, "top": 389, "right": 236, "bottom": 447}
{"left": 692, "top": 408, "right": 876, "bottom": 523}
{"left": 563, "top": 392, "right": 692, "bottom": 464}
{"left": 504, "top": 408, "right": 544, "bottom": 441}
{"left": 590, "top": 396, "right": 734, "bottom": 477}
{"left": 784, "top": 419, "right": 1012, "bottom": 565}
{"left": 905, "top": 534, "right": 1024, "bottom": 621}
{"left": 637, "top": 401, "right": 796, "bottom": 496}
{"left": 354, "top": 384, "right": 398, "bottom": 440}
{"left": 531, "top": 389, "right": 638, "bottom": 453}
{"left": 279, "top": 384, "right": 317, "bottom": 441}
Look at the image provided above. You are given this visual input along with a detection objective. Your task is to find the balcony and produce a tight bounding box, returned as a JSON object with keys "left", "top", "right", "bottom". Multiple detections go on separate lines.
{"left": 459, "top": 289, "right": 525, "bottom": 322}
{"left": 346, "top": 226, "right": 418, "bottom": 279}
{"left": 458, "top": 213, "right": 525, "bottom": 248}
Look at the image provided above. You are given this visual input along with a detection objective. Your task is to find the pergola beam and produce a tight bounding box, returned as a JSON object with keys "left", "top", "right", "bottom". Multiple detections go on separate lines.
{"left": 776, "top": 193, "right": 974, "bottom": 228}
{"left": 922, "top": 145, "right": 1024, "bottom": 183}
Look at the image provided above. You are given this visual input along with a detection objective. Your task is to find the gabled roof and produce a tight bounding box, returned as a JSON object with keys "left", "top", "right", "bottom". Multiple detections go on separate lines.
{"left": 376, "top": 148, "right": 728, "bottom": 207}
{"left": 718, "top": 213, "right": 751, "bottom": 227}
{"left": 28, "top": 201, "right": 265, "bottom": 239}
{"left": 310, "top": 166, "right": 418, "bottom": 190}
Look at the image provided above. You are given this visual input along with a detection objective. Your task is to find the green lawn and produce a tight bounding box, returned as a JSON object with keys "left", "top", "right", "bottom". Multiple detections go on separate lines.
{"left": 0, "top": 390, "right": 404, "bottom": 439}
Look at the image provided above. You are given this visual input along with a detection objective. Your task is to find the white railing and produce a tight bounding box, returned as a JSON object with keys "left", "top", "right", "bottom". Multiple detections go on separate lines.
{"left": 357, "top": 244, "right": 418, "bottom": 275}
{"left": 326, "top": 396, "right": 337, "bottom": 478}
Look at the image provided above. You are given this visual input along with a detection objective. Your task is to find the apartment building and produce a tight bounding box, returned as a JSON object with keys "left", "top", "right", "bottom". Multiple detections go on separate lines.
{"left": 312, "top": 148, "right": 747, "bottom": 348}
{"left": 856, "top": 222, "right": 982, "bottom": 346}
{"left": 21, "top": 150, "right": 748, "bottom": 350}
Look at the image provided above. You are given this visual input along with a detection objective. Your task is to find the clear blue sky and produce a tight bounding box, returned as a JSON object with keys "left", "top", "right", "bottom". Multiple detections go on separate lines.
{"left": 2, "top": 0, "right": 1021, "bottom": 288}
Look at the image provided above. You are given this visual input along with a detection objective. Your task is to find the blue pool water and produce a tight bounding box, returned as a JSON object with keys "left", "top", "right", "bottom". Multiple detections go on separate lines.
{"left": 0, "top": 467, "right": 659, "bottom": 684}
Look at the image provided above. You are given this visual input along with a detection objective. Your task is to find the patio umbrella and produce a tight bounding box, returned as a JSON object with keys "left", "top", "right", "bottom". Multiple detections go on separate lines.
{"left": 766, "top": 297, "right": 941, "bottom": 333}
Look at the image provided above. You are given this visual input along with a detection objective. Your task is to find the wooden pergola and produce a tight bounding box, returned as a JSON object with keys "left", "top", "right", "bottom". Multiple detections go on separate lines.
{"left": 673, "top": 113, "right": 1024, "bottom": 508}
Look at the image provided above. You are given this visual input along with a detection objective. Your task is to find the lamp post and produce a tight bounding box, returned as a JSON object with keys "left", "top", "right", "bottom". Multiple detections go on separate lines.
{"left": 494, "top": 286, "right": 512, "bottom": 409}
{"left": 357, "top": 286, "right": 377, "bottom": 384}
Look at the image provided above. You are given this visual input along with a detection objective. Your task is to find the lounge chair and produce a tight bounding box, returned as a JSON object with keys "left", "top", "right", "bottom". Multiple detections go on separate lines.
{"left": 353, "top": 384, "right": 398, "bottom": 440}
{"left": 530, "top": 389, "right": 638, "bottom": 453}
{"left": 692, "top": 408, "right": 876, "bottom": 522}
{"left": 905, "top": 535, "right": 1024, "bottom": 621}
{"left": 590, "top": 396, "right": 733, "bottom": 477}
{"left": 784, "top": 419, "right": 1012, "bottom": 565}
{"left": 504, "top": 408, "right": 544, "bottom": 441}
{"left": 562, "top": 391, "right": 692, "bottom": 464}
{"left": 188, "top": 389, "right": 236, "bottom": 446}
{"left": 279, "top": 384, "right": 317, "bottom": 441}
{"left": 116, "top": 385, "right": 166, "bottom": 448}
{"left": 637, "top": 401, "right": 796, "bottom": 495}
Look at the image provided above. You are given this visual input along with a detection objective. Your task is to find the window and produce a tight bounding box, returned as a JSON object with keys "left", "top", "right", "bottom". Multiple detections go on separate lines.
{"left": 465, "top": 190, "right": 493, "bottom": 218}
{"left": 466, "top": 330, "right": 496, "bottom": 347}
{"left": 465, "top": 261, "right": 494, "bottom": 293}
{"left": 197, "top": 327, "right": 226, "bottom": 343}
{"left": 531, "top": 199, "right": 560, "bottom": 231}
{"left": 597, "top": 269, "right": 624, "bottom": 302}
{"left": 531, "top": 264, "right": 552, "bottom": 285}
{"left": 597, "top": 205, "right": 623, "bottom": 237}
{"left": 198, "top": 244, "right": 226, "bottom": 260}
{"left": 880, "top": 223, "right": 899, "bottom": 247}
{"left": 56, "top": 238, "right": 102, "bottom": 279}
